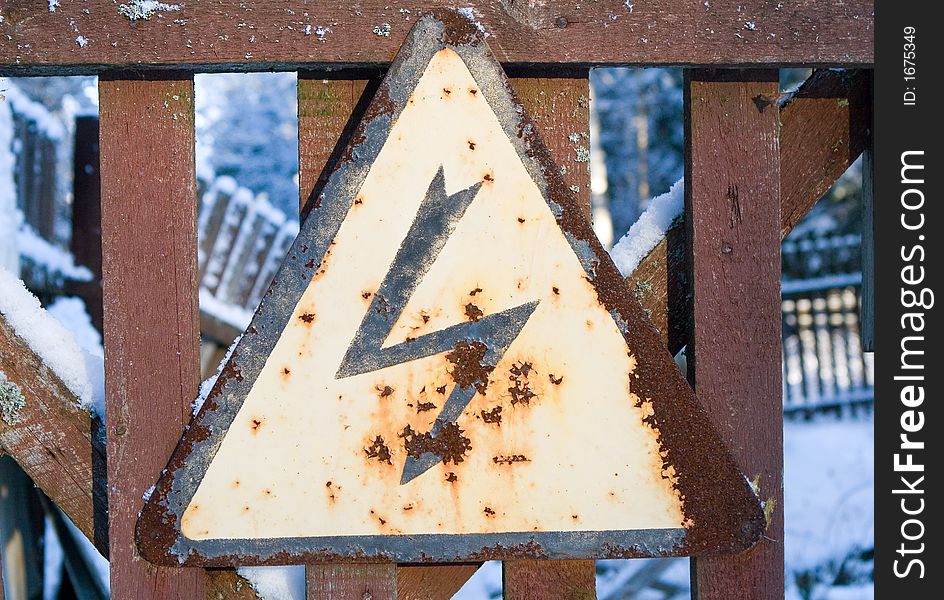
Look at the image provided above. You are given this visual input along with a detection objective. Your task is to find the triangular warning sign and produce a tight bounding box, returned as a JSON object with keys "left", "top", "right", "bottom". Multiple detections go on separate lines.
{"left": 138, "top": 14, "right": 764, "bottom": 565}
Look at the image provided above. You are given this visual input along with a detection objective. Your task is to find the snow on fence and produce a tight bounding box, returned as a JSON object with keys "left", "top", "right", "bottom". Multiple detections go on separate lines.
{"left": 196, "top": 176, "right": 298, "bottom": 343}
{"left": 781, "top": 232, "right": 873, "bottom": 417}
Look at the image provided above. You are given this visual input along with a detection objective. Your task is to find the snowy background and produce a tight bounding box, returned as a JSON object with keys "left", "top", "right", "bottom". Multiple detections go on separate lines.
{"left": 0, "top": 66, "right": 872, "bottom": 600}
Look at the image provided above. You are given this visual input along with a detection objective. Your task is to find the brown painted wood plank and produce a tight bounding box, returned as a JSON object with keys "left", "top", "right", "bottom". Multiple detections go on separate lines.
{"left": 0, "top": 314, "right": 109, "bottom": 558}
{"left": 684, "top": 69, "right": 783, "bottom": 599}
{"left": 628, "top": 68, "right": 872, "bottom": 357}
{"left": 502, "top": 73, "right": 596, "bottom": 600}
{"left": 99, "top": 74, "right": 204, "bottom": 600}
{"left": 0, "top": 1, "right": 872, "bottom": 76}
{"left": 511, "top": 75, "right": 592, "bottom": 216}
{"left": 298, "top": 71, "right": 382, "bottom": 214}
{"left": 779, "top": 69, "right": 872, "bottom": 238}
{"left": 396, "top": 565, "right": 480, "bottom": 600}
{"left": 503, "top": 560, "right": 596, "bottom": 600}
{"left": 307, "top": 564, "right": 397, "bottom": 599}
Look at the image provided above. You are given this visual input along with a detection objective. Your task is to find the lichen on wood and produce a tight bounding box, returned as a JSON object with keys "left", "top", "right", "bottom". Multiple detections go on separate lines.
{"left": 0, "top": 373, "right": 25, "bottom": 425}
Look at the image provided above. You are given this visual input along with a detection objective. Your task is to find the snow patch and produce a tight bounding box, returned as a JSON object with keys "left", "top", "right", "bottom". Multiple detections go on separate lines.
{"left": 199, "top": 287, "right": 253, "bottom": 331}
{"left": 784, "top": 417, "right": 873, "bottom": 573}
{"left": 75, "top": 36, "right": 89, "bottom": 48}
{"left": 237, "top": 566, "right": 305, "bottom": 600}
{"left": 0, "top": 268, "right": 98, "bottom": 414}
{"left": 18, "top": 225, "right": 94, "bottom": 282}
{"left": 48, "top": 0, "right": 59, "bottom": 12}
{"left": 609, "top": 178, "right": 684, "bottom": 276}
{"left": 118, "top": 1, "right": 181, "bottom": 22}
{"left": 0, "top": 94, "right": 20, "bottom": 272}
{"left": 1, "top": 81, "right": 66, "bottom": 140}
{"left": 47, "top": 297, "right": 105, "bottom": 419}
{"left": 314, "top": 26, "right": 332, "bottom": 42}
{"left": 457, "top": 7, "right": 489, "bottom": 37}
{"left": 193, "top": 333, "right": 242, "bottom": 415}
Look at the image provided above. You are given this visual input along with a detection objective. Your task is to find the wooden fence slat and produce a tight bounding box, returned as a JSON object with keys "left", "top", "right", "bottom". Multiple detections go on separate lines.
{"left": 38, "top": 136, "right": 57, "bottom": 240}
{"left": 778, "top": 69, "right": 872, "bottom": 238}
{"left": 628, "top": 68, "right": 872, "bottom": 356}
{"left": 0, "top": 314, "right": 109, "bottom": 557}
{"left": 71, "top": 115, "right": 104, "bottom": 334}
{"left": 203, "top": 192, "right": 251, "bottom": 295}
{"left": 217, "top": 206, "right": 266, "bottom": 304}
{"left": 395, "top": 565, "right": 480, "bottom": 600}
{"left": 684, "top": 69, "right": 784, "bottom": 599}
{"left": 503, "top": 560, "right": 596, "bottom": 600}
{"left": 306, "top": 564, "right": 397, "bottom": 599}
{"left": 0, "top": 1, "right": 873, "bottom": 76}
{"left": 501, "top": 73, "right": 596, "bottom": 600}
{"left": 232, "top": 218, "right": 281, "bottom": 307}
{"left": 246, "top": 221, "right": 299, "bottom": 312}
{"left": 99, "top": 73, "right": 204, "bottom": 600}
{"left": 198, "top": 187, "right": 235, "bottom": 280}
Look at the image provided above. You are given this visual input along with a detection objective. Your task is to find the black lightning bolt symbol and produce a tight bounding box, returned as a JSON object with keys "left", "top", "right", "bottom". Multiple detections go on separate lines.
{"left": 336, "top": 166, "right": 539, "bottom": 484}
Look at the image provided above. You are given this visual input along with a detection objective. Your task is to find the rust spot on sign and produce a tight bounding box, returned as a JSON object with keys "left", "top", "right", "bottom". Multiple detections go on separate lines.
{"left": 464, "top": 303, "right": 484, "bottom": 322}
{"left": 493, "top": 454, "right": 529, "bottom": 464}
{"left": 446, "top": 340, "right": 492, "bottom": 394}
{"left": 508, "top": 362, "right": 537, "bottom": 406}
{"left": 481, "top": 405, "right": 503, "bottom": 425}
{"left": 400, "top": 421, "right": 472, "bottom": 465}
{"left": 298, "top": 312, "right": 316, "bottom": 324}
{"left": 364, "top": 436, "right": 393, "bottom": 465}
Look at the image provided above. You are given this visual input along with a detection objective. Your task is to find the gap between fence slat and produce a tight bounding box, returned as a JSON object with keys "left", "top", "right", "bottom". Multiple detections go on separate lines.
{"left": 684, "top": 69, "right": 784, "bottom": 600}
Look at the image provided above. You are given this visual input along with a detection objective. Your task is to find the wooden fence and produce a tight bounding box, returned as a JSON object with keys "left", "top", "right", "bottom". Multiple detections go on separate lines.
{"left": 0, "top": 3, "right": 874, "bottom": 599}
{"left": 196, "top": 177, "right": 298, "bottom": 350}
{"left": 8, "top": 92, "right": 60, "bottom": 242}
{"left": 781, "top": 233, "right": 873, "bottom": 417}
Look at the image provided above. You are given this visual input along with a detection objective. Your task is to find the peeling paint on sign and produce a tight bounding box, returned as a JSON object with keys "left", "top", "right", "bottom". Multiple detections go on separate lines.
{"left": 136, "top": 11, "right": 764, "bottom": 566}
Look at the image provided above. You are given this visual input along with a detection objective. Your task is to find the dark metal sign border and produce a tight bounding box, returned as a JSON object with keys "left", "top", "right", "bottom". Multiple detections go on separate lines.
{"left": 137, "top": 11, "right": 764, "bottom": 566}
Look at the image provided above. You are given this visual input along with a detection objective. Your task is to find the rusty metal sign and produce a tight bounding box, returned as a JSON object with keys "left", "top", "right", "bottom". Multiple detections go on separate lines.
{"left": 138, "top": 13, "right": 764, "bottom": 566}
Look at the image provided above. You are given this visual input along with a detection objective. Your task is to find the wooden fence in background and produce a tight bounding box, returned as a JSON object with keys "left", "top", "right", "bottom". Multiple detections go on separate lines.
{"left": 781, "top": 233, "right": 873, "bottom": 417}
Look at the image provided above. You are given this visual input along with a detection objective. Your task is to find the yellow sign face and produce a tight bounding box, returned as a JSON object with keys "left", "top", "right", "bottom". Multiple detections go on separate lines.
{"left": 139, "top": 14, "right": 763, "bottom": 566}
